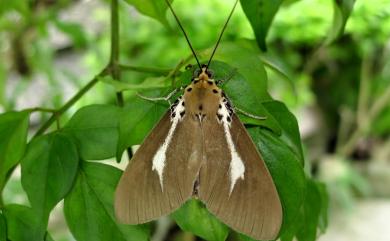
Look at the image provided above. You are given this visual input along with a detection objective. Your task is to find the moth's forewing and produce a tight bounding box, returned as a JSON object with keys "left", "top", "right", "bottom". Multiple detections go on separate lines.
{"left": 199, "top": 114, "right": 282, "bottom": 240}
{"left": 115, "top": 112, "right": 203, "bottom": 224}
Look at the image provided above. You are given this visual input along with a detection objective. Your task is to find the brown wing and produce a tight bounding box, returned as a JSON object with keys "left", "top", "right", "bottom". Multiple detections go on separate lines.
{"left": 115, "top": 112, "right": 203, "bottom": 224}
{"left": 198, "top": 114, "right": 283, "bottom": 240}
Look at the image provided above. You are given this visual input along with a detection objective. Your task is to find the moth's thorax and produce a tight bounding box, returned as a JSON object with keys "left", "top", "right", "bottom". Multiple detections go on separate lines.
{"left": 183, "top": 78, "right": 222, "bottom": 117}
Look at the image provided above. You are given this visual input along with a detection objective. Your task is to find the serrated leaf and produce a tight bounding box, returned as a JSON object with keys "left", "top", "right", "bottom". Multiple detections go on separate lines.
{"left": 64, "top": 162, "right": 150, "bottom": 241}
{"left": 262, "top": 100, "right": 304, "bottom": 164}
{"left": 240, "top": 0, "right": 283, "bottom": 51}
{"left": 21, "top": 133, "right": 79, "bottom": 224}
{"left": 0, "top": 213, "right": 6, "bottom": 241}
{"left": 248, "top": 128, "right": 306, "bottom": 237}
{"left": 124, "top": 0, "right": 172, "bottom": 26}
{"left": 325, "top": 0, "right": 355, "bottom": 44}
{"left": 64, "top": 105, "right": 121, "bottom": 160}
{"left": 117, "top": 92, "right": 167, "bottom": 161}
{"left": 0, "top": 111, "right": 29, "bottom": 191}
{"left": 3, "top": 205, "right": 45, "bottom": 241}
{"left": 172, "top": 199, "right": 229, "bottom": 241}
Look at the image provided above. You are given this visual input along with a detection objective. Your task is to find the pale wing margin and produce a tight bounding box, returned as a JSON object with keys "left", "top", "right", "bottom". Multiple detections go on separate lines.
{"left": 115, "top": 112, "right": 203, "bottom": 224}
{"left": 198, "top": 114, "right": 283, "bottom": 240}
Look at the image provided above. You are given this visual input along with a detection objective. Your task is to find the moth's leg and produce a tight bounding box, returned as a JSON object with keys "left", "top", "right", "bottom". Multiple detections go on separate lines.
{"left": 235, "top": 107, "right": 267, "bottom": 120}
{"left": 137, "top": 87, "right": 184, "bottom": 105}
{"left": 216, "top": 68, "right": 238, "bottom": 86}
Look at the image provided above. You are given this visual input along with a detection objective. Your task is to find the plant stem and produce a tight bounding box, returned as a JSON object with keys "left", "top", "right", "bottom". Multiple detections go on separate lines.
{"left": 110, "top": 0, "right": 133, "bottom": 159}
{"left": 33, "top": 68, "right": 107, "bottom": 137}
{"left": 110, "top": 0, "right": 123, "bottom": 107}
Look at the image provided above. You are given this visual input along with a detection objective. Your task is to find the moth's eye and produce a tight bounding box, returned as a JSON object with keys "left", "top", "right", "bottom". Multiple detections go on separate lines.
{"left": 206, "top": 70, "right": 214, "bottom": 78}
{"left": 193, "top": 69, "right": 201, "bottom": 77}
{"left": 185, "top": 64, "right": 193, "bottom": 70}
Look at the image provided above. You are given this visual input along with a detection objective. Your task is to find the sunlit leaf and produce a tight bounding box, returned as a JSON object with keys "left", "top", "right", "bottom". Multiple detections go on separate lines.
{"left": 64, "top": 162, "right": 150, "bottom": 241}
{"left": 240, "top": 0, "right": 283, "bottom": 51}
{"left": 124, "top": 0, "right": 173, "bottom": 26}
{"left": 21, "top": 133, "right": 79, "bottom": 224}
{"left": 0, "top": 111, "right": 29, "bottom": 191}
{"left": 172, "top": 199, "right": 229, "bottom": 241}
{"left": 3, "top": 205, "right": 45, "bottom": 241}
{"left": 325, "top": 0, "right": 356, "bottom": 44}
{"left": 64, "top": 105, "right": 121, "bottom": 160}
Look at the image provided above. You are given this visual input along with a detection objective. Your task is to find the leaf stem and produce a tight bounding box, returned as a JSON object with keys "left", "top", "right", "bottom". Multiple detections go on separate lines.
{"left": 27, "top": 107, "right": 57, "bottom": 113}
{"left": 33, "top": 68, "right": 108, "bottom": 138}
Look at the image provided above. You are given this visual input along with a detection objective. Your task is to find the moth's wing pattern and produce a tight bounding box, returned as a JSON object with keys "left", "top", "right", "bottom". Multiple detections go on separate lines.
{"left": 115, "top": 111, "right": 203, "bottom": 224}
{"left": 198, "top": 114, "right": 283, "bottom": 240}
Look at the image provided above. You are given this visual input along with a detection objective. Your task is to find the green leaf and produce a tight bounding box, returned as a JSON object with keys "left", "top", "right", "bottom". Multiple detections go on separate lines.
{"left": 295, "top": 180, "right": 323, "bottom": 241}
{"left": 64, "top": 162, "right": 150, "bottom": 241}
{"left": 280, "top": 179, "right": 328, "bottom": 241}
{"left": 101, "top": 75, "right": 170, "bottom": 92}
{"left": 0, "top": 0, "right": 29, "bottom": 17}
{"left": 0, "top": 111, "right": 29, "bottom": 191}
{"left": 172, "top": 199, "right": 229, "bottom": 241}
{"left": 21, "top": 133, "right": 79, "bottom": 223}
{"left": 240, "top": 0, "right": 283, "bottom": 51}
{"left": 259, "top": 54, "right": 296, "bottom": 96}
{"left": 262, "top": 100, "right": 304, "bottom": 164}
{"left": 3, "top": 205, "right": 45, "bottom": 241}
{"left": 123, "top": 0, "right": 173, "bottom": 26}
{"left": 248, "top": 128, "right": 306, "bottom": 237}
{"left": 210, "top": 41, "right": 270, "bottom": 100}
{"left": 317, "top": 182, "right": 329, "bottom": 233}
{"left": 64, "top": 105, "right": 121, "bottom": 160}
{"left": 117, "top": 90, "right": 168, "bottom": 161}
{"left": 54, "top": 20, "right": 88, "bottom": 48}
{"left": 45, "top": 233, "right": 54, "bottom": 241}
{"left": 0, "top": 213, "right": 6, "bottom": 241}
{"left": 203, "top": 60, "right": 281, "bottom": 135}
{"left": 325, "top": 0, "right": 356, "bottom": 44}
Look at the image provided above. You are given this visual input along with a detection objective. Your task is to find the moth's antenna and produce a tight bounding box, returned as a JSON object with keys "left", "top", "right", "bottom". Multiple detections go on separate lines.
{"left": 206, "top": 0, "right": 239, "bottom": 69}
{"left": 165, "top": 0, "right": 202, "bottom": 70}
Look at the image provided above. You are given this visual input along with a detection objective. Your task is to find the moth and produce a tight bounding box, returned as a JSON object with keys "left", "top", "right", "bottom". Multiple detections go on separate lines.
{"left": 115, "top": 0, "right": 283, "bottom": 240}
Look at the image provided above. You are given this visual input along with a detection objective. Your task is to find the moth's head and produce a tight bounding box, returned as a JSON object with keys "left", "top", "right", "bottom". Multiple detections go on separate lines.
{"left": 193, "top": 64, "right": 214, "bottom": 82}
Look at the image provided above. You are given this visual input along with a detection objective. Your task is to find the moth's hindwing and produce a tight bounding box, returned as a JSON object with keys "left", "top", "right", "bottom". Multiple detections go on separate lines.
{"left": 198, "top": 100, "right": 283, "bottom": 240}
{"left": 115, "top": 97, "right": 203, "bottom": 224}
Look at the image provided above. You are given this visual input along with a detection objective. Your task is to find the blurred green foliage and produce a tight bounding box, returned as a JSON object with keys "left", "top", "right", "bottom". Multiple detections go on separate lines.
{"left": 0, "top": 0, "right": 390, "bottom": 241}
